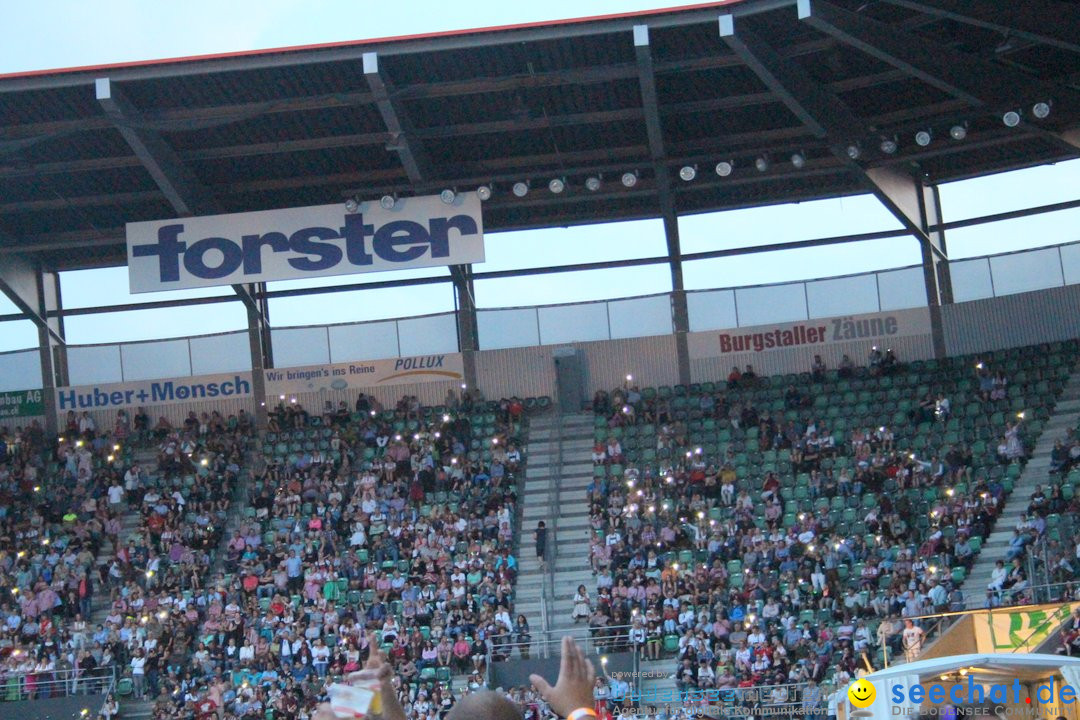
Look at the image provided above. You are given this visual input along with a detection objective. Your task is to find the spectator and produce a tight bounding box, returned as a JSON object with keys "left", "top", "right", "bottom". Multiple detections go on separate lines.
{"left": 901, "top": 619, "right": 924, "bottom": 662}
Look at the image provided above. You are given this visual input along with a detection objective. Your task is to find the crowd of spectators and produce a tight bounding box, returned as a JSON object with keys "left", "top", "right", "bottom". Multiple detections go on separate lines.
{"left": 2, "top": 341, "right": 1076, "bottom": 720}
{"left": 0, "top": 407, "right": 249, "bottom": 719}
{"left": 583, "top": 350, "right": 1059, "bottom": 697}
{"left": 128, "top": 390, "right": 534, "bottom": 720}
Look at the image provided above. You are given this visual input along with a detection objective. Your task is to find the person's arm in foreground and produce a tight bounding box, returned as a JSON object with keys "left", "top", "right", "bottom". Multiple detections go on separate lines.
{"left": 313, "top": 631, "right": 407, "bottom": 720}
{"left": 530, "top": 636, "right": 598, "bottom": 718}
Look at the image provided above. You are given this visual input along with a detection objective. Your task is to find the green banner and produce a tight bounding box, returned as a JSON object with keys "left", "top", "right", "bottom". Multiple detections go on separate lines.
{"left": 0, "top": 389, "right": 45, "bottom": 419}
{"left": 980, "top": 602, "right": 1078, "bottom": 652}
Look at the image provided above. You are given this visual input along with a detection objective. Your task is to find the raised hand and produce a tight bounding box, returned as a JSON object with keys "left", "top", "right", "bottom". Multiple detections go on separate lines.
{"left": 311, "top": 631, "right": 405, "bottom": 720}
{"left": 530, "top": 636, "right": 597, "bottom": 718}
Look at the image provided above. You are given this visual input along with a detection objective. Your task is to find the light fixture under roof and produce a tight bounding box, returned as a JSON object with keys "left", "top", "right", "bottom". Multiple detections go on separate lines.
{"left": 679, "top": 165, "right": 697, "bottom": 182}
{"left": 476, "top": 185, "right": 492, "bottom": 201}
{"left": 915, "top": 129, "right": 933, "bottom": 147}
{"left": 512, "top": 181, "right": 529, "bottom": 198}
{"left": 440, "top": 189, "right": 456, "bottom": 205}
{"left": 790, "top": 152, "right": 806, "bottom": 169}
{"left": 949, "top": 124, "right": 967, "bottom": 140}
{"left": 548, "top": 178, "right": 566, "bottom": 194}
{"left": 715, "top": 161, "right": 733, "bottom": 177}
{"left": 754, "top": 156, "right": 769, "bottom": 172}
{"left": 585, "top": 176, "right": 602, "bottom": 192}
{"left": 379, "top": 194, "right": 396, "bottom": 210}
{"left": 880, "top": 137, "right": 898, "bottom": 155}
{"left": 1032, "top": 101, "right": 1051, "bottom": 119}
{"left": 846, "top": 143, "right": 861, "bottom": 160}
{"left": 344, "top": 197, "right": 359, "bottom": 213}
{"left": 621, "top": 171, "right": 638, "bottom": 188}
{"left": 1002, "top": 110, "right": 1021, "bottom": 127}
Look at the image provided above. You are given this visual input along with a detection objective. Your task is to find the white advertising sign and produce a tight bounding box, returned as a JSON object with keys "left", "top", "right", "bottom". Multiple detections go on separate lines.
{"left": 264, "top": 354, "right": 464, "bottom": 397}
{"left": 688, "top": 308, "right": 931, "bottom": 360}
{"left": 56, "top": 372, "right": 254, "bottom": 413}
{"left": 127, "top": 193, "right": 484, "bottom": 293}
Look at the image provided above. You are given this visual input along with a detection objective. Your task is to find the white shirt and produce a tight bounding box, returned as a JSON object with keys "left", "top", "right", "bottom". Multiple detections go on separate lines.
{"left": 902, "top": 626, "right": 924, "bottom": 649}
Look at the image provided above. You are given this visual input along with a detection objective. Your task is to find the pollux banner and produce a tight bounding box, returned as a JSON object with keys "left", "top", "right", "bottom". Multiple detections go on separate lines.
{"left": 126, "top": 193, "right": 485, "bottom": 293}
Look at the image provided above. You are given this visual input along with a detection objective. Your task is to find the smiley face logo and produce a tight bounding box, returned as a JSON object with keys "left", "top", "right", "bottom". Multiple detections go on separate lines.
{"left": 848, "top": 678, "right": 876, "bottom": 708}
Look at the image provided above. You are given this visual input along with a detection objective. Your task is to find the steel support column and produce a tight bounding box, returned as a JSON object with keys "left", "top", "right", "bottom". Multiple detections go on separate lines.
{"left": 862, "top": 166, "right": 951, "bottom": 358}
{"left": 451, "top": 265, "right": 479, "bottom": 391}
{"left": 0, "top": 251, "right": 66, "bottom": 433}
{"left": 718, "top": 11, "right": 954, "bottom": 357}
{"left": 246, "top": 282, "right": 271, "bottom": 428}
{"left": 660, "top": 173, "right": 692, "bottom": 385}
{"left": 97, "top": 76, "right": 271, "bottom": 424}
{"left": 364, "top": 52, "right": 430, "bottom": 183}
{"left": 37, "top": 267, "right": 66, "bottom": 435}
{"left": 635, "top": 24, "right": 690, "bottom": 385}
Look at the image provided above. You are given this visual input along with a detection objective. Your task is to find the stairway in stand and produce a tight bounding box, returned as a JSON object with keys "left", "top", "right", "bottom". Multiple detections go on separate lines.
{"left": 962, "top": 371, "right": 1080, "bottom": 599}
{"left": 514, "top": 412, "right": 596, "bottom": 648}
{"left": 104, "top": 447, "right": 156, "bottom": 720}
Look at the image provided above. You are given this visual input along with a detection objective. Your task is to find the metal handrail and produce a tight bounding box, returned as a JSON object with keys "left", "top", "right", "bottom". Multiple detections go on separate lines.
{"left": 622, "top": 681, "right": 822, "bottom": 710}
{"left": 541, "top": 408, "right": 564, "bottom": 656}
{"left": 881, "top": 588, "right": 1080, "bottom": 668}
{"left": 488, "top": 625, "right": 635, "bottom": 661}
{"left": 0, "top": 666, "right": 116, "bottom": 702}
{"left": 1026, "top": 514, "right": 1076, "bottom": 604}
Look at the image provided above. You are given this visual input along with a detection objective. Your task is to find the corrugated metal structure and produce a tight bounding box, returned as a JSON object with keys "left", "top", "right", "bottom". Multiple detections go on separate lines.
{"left": 942, "top": 283, "right": 1080, "bottom": 357}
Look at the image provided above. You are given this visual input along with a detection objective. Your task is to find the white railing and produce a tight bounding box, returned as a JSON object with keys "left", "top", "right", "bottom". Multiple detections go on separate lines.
{"left": 3, "top": 238, "right": 1080, "bottom": 388}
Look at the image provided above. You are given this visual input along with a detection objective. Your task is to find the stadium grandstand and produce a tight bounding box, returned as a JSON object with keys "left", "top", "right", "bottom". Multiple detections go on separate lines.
{"left": 2, "top": 2, "right": 1080, "bottom": 720}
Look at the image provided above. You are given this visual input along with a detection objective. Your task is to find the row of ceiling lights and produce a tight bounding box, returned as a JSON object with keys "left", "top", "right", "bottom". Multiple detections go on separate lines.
{"left": 345, "top": 171, "right": 646, "bottom": 210}
{"left": 344, "top": 102, "right": 1053, "bottom": 209}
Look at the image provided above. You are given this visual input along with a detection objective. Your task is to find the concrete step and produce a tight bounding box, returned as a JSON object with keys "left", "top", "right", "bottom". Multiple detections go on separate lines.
{"left": 523, "top": 476, "right": 592, "bottom": 489}
{"left": 523, "top": 506, "right": 588, "bottom": 520}
{"left": 525, "top": 466, "right": 593, "bottom": 479}
{"left": 961, "top": 369, "right": 1080, "bottom": 598}
{"left": 524, "top": 462, "right": 594, "bottom": 474}
{"left": 515, "top": 571, "right": 594, "bottom": 589}
{"left": 519, "top": 555, "right": 594, "bottom": 571}
{"left": 119, "top": 699, "right": 155, "bottom": 719}
{"left": 552, "top": 515, "right": 593, "bottom": 530}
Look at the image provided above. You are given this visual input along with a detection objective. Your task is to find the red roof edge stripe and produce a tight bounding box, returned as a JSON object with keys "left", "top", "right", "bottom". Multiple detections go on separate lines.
{"left": 0, "top": 0, "right": 746, "bottom": 82}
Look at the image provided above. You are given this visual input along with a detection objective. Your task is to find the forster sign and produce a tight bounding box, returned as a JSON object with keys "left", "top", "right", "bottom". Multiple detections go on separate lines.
{"left": 127, "top": 193, "right": 484, "bottom": 293}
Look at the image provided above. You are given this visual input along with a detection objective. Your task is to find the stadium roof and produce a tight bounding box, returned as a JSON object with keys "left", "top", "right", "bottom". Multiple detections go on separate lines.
{"left": 1, "top": 0, "right": 1079, "bottom": 270}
